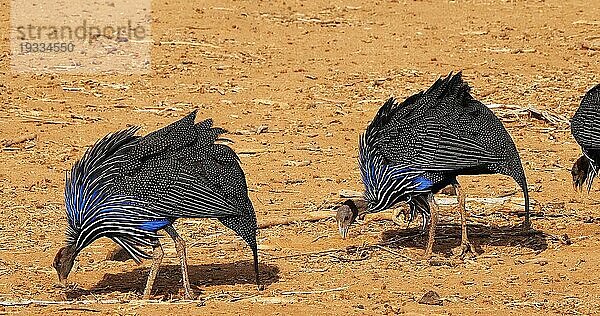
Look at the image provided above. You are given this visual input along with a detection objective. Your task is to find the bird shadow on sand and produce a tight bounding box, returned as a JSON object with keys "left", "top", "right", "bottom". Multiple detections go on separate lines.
{"left": 380, "top": 222, "right": 550, "bottom": 256}
{"left": 64, "top": 260, "right": 279, "bottom": 299}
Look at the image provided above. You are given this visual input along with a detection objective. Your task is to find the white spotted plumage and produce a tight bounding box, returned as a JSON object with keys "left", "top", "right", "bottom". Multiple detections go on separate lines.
{"left": 64, "top": 111, "right": 258, "bottom": 265}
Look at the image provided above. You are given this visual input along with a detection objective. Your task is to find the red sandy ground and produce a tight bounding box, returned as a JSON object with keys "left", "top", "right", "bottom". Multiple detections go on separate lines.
{"left": 0, "top": 0, "right": 599, "bottom": 315}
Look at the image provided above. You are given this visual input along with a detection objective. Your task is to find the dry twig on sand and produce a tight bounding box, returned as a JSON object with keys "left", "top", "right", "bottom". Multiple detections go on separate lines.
{"left": 258, "top": 211, "right": 333, "bottom": 229}
{"left": 281, "top": 285, "right": 350, "bottom": 295}
{"left": 3, "top": 133, "right": 36, "bottom": 147}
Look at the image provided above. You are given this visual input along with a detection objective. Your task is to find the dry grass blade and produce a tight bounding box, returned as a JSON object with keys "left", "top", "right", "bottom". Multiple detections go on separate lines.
{"left": 373, "top": 244, "right": 412, "bottom": 260}
{"left": 159, "top": 41, "right": 221, "bottom": 49}
{"left": 281, "top": 285, "right": 350, "bottom": 295}
{"left": 258, "top": 211, "right": 333, "bottom": 229}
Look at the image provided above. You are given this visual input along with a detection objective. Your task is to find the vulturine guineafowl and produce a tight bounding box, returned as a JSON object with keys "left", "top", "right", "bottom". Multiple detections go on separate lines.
{"left": 571, "top": 84, "right": 600, "bottom": 191}
{"left": 336, "top": 72, "right": 531, "bottom": 258}
{"left": 53, "top": 111, "right": 259, "bottom": 299}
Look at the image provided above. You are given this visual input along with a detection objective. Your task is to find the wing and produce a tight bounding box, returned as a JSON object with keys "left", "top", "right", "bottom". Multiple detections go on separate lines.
{"left": 367, "top": 73, "right": 505, "bottom": 172}
{"left": 113, "top": 112, "right": 243, "bottom": 218}
{"left": 119, "top": 110, "right": 225, "bottom": 174}
{"left": 572, "top": 84, "right": 600, "bottom": 150}
{"left": 113, "top": 158, "right": 241, "bottom": 218}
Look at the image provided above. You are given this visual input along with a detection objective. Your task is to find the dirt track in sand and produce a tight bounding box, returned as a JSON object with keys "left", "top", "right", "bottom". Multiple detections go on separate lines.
{"left": 1, "top": 0, "right": 600, "bottom": 315}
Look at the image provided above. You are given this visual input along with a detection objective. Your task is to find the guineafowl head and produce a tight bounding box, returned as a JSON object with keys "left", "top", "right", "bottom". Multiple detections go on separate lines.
{"left": 53, "top": 244, "right": 78, "bottom": 285}
{"left": 572, "top": 155, "right": 589, "bottom": 191}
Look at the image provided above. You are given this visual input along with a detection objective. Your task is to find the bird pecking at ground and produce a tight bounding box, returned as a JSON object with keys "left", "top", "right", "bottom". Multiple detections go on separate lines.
{"left": 571, "top": 84, "right": 600, "bottom": 192}
{"left": 336, "top": 72, "right": 531, "bottom": 258}
{"left": 52, "top": 111, "right": 260, "bottom": 299}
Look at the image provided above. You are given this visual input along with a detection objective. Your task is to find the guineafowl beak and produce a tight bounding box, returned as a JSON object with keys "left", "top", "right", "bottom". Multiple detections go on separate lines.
{"left": 53, "top": 245, "right": 77, "bottom": 286}
{"left": 338, "top": 223, "right": 349, "bottom": 239}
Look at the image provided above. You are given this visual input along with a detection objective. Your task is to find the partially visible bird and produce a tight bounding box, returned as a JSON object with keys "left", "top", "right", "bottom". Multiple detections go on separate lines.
{"left": 571, "top": 84, "right": 600, "bottom": 192}
{"left": 53, "top": 111, "right": 259, "bottom": 299}
{"left": 336, "top": 72, "right": 531, "bottom": 258}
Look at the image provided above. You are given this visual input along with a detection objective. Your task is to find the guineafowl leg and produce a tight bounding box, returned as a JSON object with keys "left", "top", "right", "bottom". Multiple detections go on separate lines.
{"left": 453, "top": 182, "right": 476, "bottom": 258}
{"left": 164, "top": 225, "right": 193, "bottom": 300}
{"left": 143, "top": 241, "right": 164, "bottom": 299}
{"left": 424, "top": 194, "right": 438, "bottom": 258}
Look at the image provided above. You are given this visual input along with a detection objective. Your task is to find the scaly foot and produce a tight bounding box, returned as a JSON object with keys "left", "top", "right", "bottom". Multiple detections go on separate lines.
{"left": 392, "top": 208, "right": 408, "bottom": 227}
{"left": 452, "top": 241, "right": 477, "bottom": 259}
{"left": 142, "top": 290, "right": 152, "bottom": 300}
{"left": 520, "top": 218, "right": 533, "bottom": 232}
{"left": 182, "top": 290, "right": 194, "bottom": 300}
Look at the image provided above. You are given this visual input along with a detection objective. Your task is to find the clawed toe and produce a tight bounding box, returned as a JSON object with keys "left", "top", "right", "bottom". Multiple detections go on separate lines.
{"left": 392, "top": 217, "right": 405, "bottom": 227}
{"left": 452, "top": 242, "right": 477, "bottom": 258}
{"left": 181, "top": 285, "right": 196, "bottom": 300}
{"left": 391, "top": 209, "right": 407, "bottom": 227}
{"left": 520, "top": 219, "right": 533, "bottom": 232}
